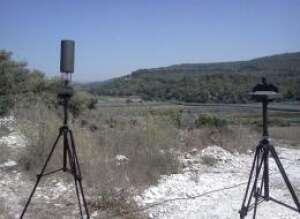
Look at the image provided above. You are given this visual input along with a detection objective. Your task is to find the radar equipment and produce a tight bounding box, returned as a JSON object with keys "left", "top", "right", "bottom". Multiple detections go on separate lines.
{"left": 20, "top": 40, "right": 90, "bottom": 219}
{"left": 239, "top": 78, "right": 300, "bottom": 219}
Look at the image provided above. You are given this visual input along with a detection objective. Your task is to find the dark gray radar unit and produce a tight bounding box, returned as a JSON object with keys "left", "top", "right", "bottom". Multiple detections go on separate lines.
{"left": 60, "top": 40, "right": 75, "bottom": 73}
{"left": 250, "top": 77, "right": 280, "bottom": 138}
{"left": 58, "top": 40, "right": 75, "bottom": 100}
{"left": 250, "top": 77, "right": 280, "bottom": 102}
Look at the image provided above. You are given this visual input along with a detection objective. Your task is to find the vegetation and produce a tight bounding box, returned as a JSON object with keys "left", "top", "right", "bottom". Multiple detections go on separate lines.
{"left": 16, "top": 101, "right": 181, "bottom": 217}
{"left": 86, "top": 52, "right": 300, "bottom": 103}
{"left": 0, "top": 50, "right": 97, "bottom": 116}
{"left": 195, "top": 114, "right": 229, "bottom": 128}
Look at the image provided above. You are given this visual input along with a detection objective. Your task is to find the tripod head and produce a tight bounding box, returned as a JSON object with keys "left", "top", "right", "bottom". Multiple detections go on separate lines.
{"left": 250, "top": 77, "right": 279, "bottom": 102}
{"left": 251, "top": 78, "right": 280, "bottom": 139}
{"left": 57, "top": 81, "right": 74, "bottom": 100}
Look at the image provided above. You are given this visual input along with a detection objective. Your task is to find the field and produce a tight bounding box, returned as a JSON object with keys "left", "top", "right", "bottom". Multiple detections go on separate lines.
{"left": 0, "top": 100, "right": 299, "bottom": 218}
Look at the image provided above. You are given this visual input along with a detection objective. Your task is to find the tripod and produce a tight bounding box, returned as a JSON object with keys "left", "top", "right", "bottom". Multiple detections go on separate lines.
{"left": 20, "top": 82, "right": 90, "bottom": 219}
{"left": 239, "top": 97, "right": 300, "bottom": 219}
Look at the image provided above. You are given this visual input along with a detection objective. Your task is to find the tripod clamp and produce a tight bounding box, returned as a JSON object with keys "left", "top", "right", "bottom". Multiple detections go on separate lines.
{"left": 58, "top": 80, "right": 74, "bottom": 125}
{"left": 251, "top": 77, "right": 280, "bottom": 138}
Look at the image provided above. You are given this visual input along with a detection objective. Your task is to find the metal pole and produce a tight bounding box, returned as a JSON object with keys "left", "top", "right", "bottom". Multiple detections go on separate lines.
{"left": 263, "top": 146, "right": 269, "bottom": 200}
{"left": 63, "top": 80, "right": 69, "bottom": 171}
{"left": 262, "top": 98, "right": 269, "bottom": 138}
{"left": 63, "top": 80, "right": 69, "bottom": 126}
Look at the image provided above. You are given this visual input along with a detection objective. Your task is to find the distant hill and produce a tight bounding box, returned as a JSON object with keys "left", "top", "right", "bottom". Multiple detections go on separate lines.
{"left": 85, "top": 52, "right": 300, "bottom": 103}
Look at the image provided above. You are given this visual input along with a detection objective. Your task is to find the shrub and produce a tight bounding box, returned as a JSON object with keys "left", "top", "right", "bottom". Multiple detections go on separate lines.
{"left": 162, "top": 107, "right": 183, "bottom": 128}
{"left": 69, "top": 90, "right": 98, "bottom": 117}
{"left": 195, "top": 114, "right": 229, "bottom": 128}
{"left": 201, "top": 155, "right": 218, "bottom": 166}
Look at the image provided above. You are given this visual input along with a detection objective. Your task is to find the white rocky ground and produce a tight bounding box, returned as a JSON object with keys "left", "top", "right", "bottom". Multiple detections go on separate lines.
{"left": 136, "top": 145, "right": 300, "bottom": 219}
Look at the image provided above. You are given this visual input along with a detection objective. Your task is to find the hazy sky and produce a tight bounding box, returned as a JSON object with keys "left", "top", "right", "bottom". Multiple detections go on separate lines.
{"left": 1, "top": 0, "right": 299, "bottom": 81}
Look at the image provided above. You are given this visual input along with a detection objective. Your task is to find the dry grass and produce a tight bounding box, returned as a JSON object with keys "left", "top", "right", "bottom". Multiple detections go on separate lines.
{"left": 15, "top": 100, "right": 62, "bottom": 174}
{"left": 16, "top": 101, "right": 181, "bottom": 217}
{"left": 90, "top": 189, "right": 146, "bottom": 219}
{"left": 77, "top": 111, "right": 181, "bottom": 191}
{"left": 270, "top": 126, "right": 300, "bottom": 146}
{"left": 182, "top": 124, "right": 260, "bottom": 153}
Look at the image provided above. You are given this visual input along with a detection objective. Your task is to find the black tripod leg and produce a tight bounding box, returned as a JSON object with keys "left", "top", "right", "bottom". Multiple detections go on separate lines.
{"left": 263, "top": 147, "right": 269, "bottom": 200}
{"left": 253, "top": 188, "right": 259, "bottom": 219}
{"left": 69, "top": 130, "right": 90, "bottom": 218}
{"left": 240, "top": 147, "right": 265, "bottom": 218}
{"left": 259, "top": 170, "right": 264, "bottom": 197}
{"left": 65, "top": 134, "right": 84, "bottom": 218}
{"left": 20, "top": 129, "right": 63, "bottom": 219}
{"left": 240, "top": 148, "right": 259, "bottom": 216}
{"left": 269, "top": 146, "right": 300, "bottom": 211}
{"left": 63, "top": 130, "right": 68, "bottom": 171}
{"left": 250, "top": 150, "right": 266, "bottom": 219}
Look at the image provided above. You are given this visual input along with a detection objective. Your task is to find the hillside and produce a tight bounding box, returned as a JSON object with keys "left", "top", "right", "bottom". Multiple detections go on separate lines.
{"left": 86, "top": 52, "right": 300, "bottom": 103}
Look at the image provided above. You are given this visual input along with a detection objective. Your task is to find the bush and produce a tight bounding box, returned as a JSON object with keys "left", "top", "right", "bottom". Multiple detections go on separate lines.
{"left": 201, "top": 155, "right": 218, "bottom": 166}
{"left": 69, "top": 90, "right": 98, "bottom": 117}
{"left": 195, "top": 114, "right": 229, "bottom": 128}
{"left": 0, "top": 96, "right": 13, "bottom": 116}
{"left": 162, "top": 107, "right": 183, "bottom": 128}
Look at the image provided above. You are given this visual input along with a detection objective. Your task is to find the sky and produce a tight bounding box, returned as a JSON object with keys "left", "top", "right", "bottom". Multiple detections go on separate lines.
{"left": 0, "top": 0, "right": 300, "bottom": 82}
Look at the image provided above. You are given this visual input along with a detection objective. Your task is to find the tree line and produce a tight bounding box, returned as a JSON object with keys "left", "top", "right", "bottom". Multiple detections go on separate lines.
{"left": 87, "top": 52, "right": 300, "bottom": 103}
